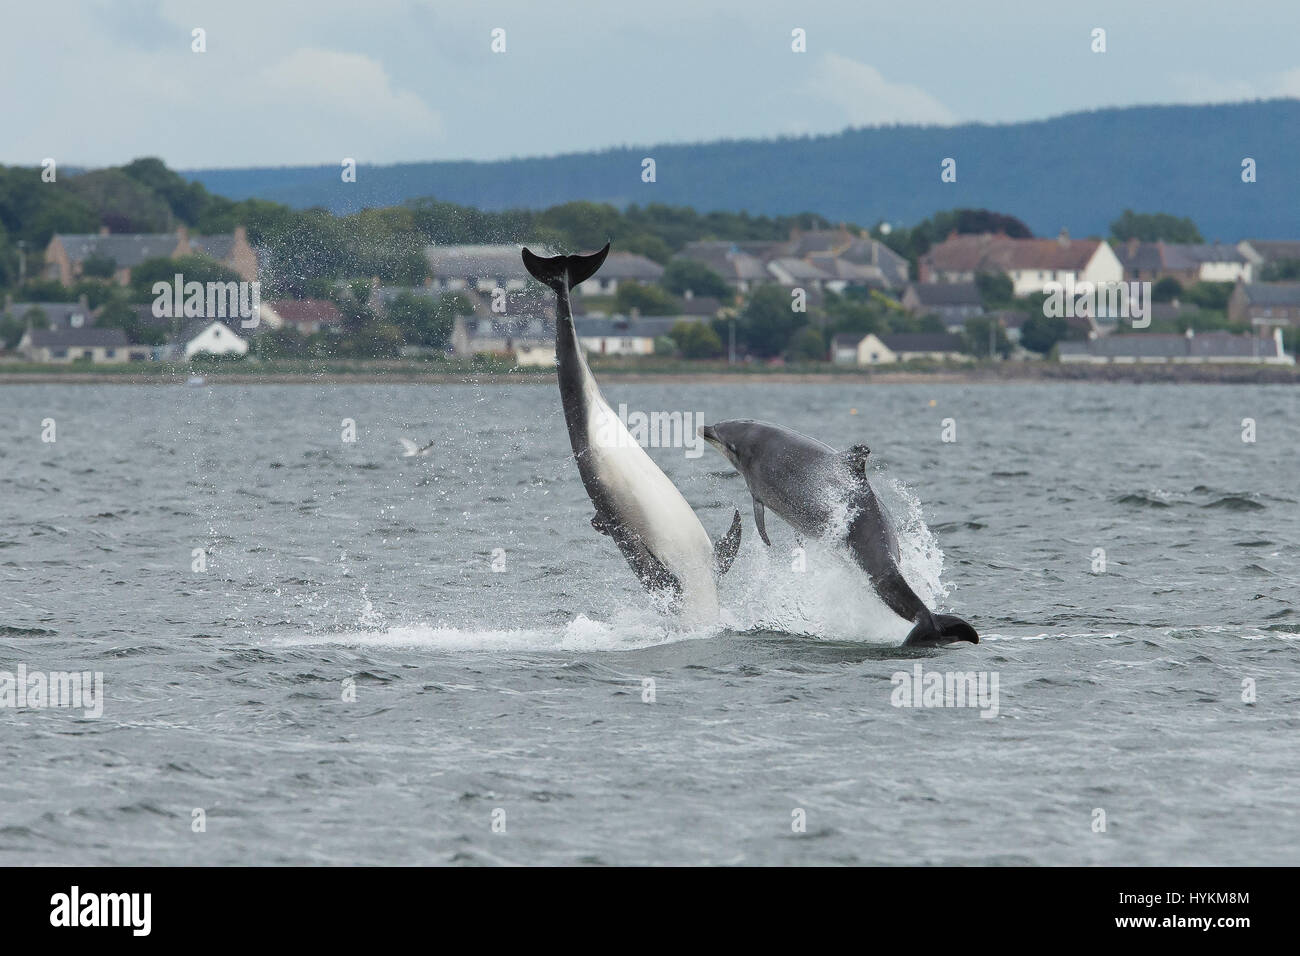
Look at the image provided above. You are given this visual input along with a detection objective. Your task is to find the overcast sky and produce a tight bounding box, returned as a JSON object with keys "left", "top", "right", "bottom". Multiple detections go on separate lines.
{"left": 4, "top": 0, "right": 1299, "bottom": 169}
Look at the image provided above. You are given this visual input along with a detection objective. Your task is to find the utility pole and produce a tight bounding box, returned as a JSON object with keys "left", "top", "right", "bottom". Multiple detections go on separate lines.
{"left": 729, "top": 317, "right": 736, "bottom": 365}
{"left": 17, "top": 240, "right": 26, "bottom": 287}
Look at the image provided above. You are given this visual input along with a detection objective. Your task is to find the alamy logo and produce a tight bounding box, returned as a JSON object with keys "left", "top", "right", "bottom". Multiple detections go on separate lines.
{"left": 890, "top": 663, "right": 999, "bottom": 718}
{"left": 595, "top": 404, "right": 706, "bottom": 458}
{"left": 0, "top": 664, "right": 104, "bottom": 718}
{"left": 50, "top": 886, "right": 151, "bottom": 936}
{"left": 152, "top": 274, "right": 261, "bottom": 329}
{"left": 1042, "top": 276, "right": 1151, "bottom": 328}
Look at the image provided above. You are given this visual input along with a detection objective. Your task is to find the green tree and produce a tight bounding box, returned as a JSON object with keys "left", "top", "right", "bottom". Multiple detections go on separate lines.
{"left": 1109, "top": 210, "right": 1203, "bottom": 243}
{"left": 387, "top": 291, "right": 471, "bottom": 349}
{"left": 738, "top": 285, "right": 804, "bottom": 357}
{"left": 661, "top": 259, "right": 732, "bottom": 299}
{"left": 130, "top": 255, "right": 244, "bottom": 302}
{"left": 963, "top": 316, "right": 1011, "bottom": 358}
{"left": 1183, "top": 281, "right": 1233, "bottom": 311}
{"left": 80, "top": 253, "right": 117, "bottom": 279}
{"left": 786, "top": 326, "right": 826, "bottom": 362}
{"left": 1260, "top": 259, "right": 1300, "bottom": 281}
{"left": 613, "top": 282, "right": 679, "bottom": 316}
{"left": 975, "top": 271, "right": 1014, "bottom": 308}
{"left": 1151, "top": 276, "right": 1184, "bottom": 302}
{"left": 1019, "top": 313, "right": 1068, "bottom": 354}
{"left": 669, "top": 320, "right": 723, "bottom": 358}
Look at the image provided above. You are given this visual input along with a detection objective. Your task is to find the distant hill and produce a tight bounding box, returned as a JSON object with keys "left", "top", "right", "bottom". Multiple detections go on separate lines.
{"left": 184, "top": 100, "right": 1300, "bottom": 239}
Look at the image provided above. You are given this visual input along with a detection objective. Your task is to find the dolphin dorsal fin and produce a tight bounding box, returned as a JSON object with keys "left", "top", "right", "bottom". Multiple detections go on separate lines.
{"left": 840, "top": 443, "right": 871, "bottom": 476}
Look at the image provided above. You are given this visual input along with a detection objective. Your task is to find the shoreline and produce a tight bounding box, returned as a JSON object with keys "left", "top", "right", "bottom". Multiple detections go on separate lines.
{"left": 1, "top": 363, "right": 1298, "bottom": 385}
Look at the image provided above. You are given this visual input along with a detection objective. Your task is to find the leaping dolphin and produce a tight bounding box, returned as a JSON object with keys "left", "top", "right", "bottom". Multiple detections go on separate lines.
{"left": 522, "top": 243, "right": 741, "bottom": 621}
{"left": 700, "top": 419, "right": 978, "bottom": 647}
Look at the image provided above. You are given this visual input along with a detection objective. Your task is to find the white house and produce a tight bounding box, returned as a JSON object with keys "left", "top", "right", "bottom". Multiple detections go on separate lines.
{"left": 172, "top": 320, "right": 249, "bottom": 359}
{"left": 831, "top": 332, "right": 968, "bottom": 366}
{"left": 920, "top": 232, "right": 1124, "bottom": 296}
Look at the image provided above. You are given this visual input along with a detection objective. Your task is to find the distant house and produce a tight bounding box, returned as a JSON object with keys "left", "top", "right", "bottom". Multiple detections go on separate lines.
{"left": 262, "top": 299, "right": 344, "bottom": 334}
{"left": 426, "top": 244, "right": 551, "bottom": 294}
{"left": 784, "top": 229, "right": 910, "bottom": 290}
{"left": 1228, "top": 281, "right": 1300, "bottom": 329}
{"left": 1058, "top": 329, "right": 1292, "bottom": 365}
{"left": 677, "top": 294, "right": 724, "bottom": 317}
{"left": 1238, "top": 239, "right": 1300, "bottom": 272}
{"left": 674, "top": 242, "right": 769, "bottom": 292}
{"left": 168, "top": 320, "right": 249, "bottom": 359}
{"left": 576, "top": 316, "right": 696, "bottom": 356}
{"left": 901, "top": 282, "right": 984, "bottom": 330}
{"left": 920, "top": 231, "right": 1123, "bottom": 295}
{"left": 573, "top": 252, "right": 664, "bottom": 296}
{"left": 766, "top": 257, "right": 831, "bottom": 291}
{"left": 2, "top": 295, "right": 97, "bottom": 330}
{"left": 43, "top": 225, "right": 259, "bottom": 286}
{"left": 831, "top": 332, "right": 968, "bottom": 366}
{"left": 186, "top": 226, "right": 261, "bottom": 282}
{"left": 16, "top": 327, "right": 137, "bottom": 363}
{"left": 1115, "top": 240, "right": 1251, "bottom": 284}
{"left": 450, "top": 315, "right": 555, "bottom": 365}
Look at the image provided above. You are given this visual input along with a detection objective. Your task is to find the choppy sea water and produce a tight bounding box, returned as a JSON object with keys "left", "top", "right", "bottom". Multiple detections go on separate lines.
{"left": 1, "top": 381, "right": 1297, "bottom": 866}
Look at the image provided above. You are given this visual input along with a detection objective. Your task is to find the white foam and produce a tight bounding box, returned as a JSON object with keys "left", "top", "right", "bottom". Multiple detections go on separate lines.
{"left": 271, "top": 611, "right": 718, "bottom": 654}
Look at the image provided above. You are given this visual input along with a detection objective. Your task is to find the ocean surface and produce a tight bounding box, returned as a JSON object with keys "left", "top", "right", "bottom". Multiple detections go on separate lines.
{"left": 1, "top": 381, "right": 1297, "bottom": 866}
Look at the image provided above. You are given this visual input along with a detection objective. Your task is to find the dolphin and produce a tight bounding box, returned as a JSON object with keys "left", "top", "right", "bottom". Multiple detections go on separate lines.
{"left": 522, "top": 243, "right": 741, "bottom": 621}
{"left": 699, "top": 419, "right": 978, "bottom": 647}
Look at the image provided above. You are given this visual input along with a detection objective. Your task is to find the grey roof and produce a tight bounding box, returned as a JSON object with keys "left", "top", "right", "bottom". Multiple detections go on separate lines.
{"left": 54, "top": 233, "right": 179, "bottom": 269}
{"left": 676, "top": 243, "right": 769, "bottom": 281}
{"left": 831, "top": 333, "right": 865, "bottom": 350}
{"left": 837, "top": 238, "right": 911, "bottom": 287}
{"left": 1241, "top": 239, "right": 1300, "bottom": 263}
{"left": 678, "top": 295, "right": 723, "bottom": 316}
{"left": 1065, "top": 332, "right": 1280, "bottom": 359}
{"left": 1241, "top": 282, "right": 1300, "bottom": 305}
{"left": 426, "top": 244, "right": 556, "bottom": 281}
{"left": 906, "top": 281, "right": 982, "bottom": 306}
{"left": 597, "top": 252, "right": 664, "bottom": 281}
{"left": 25, "top": 327, "right": 128, "bottom": 348}
{"left": 881, "top": 333, "right": 966, "bottom": 353}
{"left": 189, "top": 234, "right": 236, "bottom": 259}
{"left": 768, "top": 257, "right": 831, "bottom": 281}
{"left": 1116, "top": 241, "right": 1247, "bottom": 271}
{"left": 577, "top": 316, "right": 696, "bottom": 339}
{"left": 5, "top": 301, "right": 96, "bottom": 329}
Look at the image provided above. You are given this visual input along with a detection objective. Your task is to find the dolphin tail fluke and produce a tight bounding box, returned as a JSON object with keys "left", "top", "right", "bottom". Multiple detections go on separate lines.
{"left": 522, "top": 243, "right": 611, "bottom": 290}
{"left": 902, "top": 611, "right": 979, "bottom": 647}
{"left": 713, "top": 509, "right": 743, "bottom": 576}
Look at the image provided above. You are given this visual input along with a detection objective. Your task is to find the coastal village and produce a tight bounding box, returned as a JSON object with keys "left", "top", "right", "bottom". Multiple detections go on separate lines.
{"left": 3, "top": 216, "right": 1298, "bottom": 370}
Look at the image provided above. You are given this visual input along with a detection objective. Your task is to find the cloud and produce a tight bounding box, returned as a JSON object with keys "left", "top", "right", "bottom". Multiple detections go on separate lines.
{"left": 807, "top": 53, "right": 957, "bottom": 127}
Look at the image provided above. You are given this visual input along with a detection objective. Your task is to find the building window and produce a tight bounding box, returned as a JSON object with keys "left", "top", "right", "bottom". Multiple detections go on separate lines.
{"left": 105, "top": 349, "right": 116, "bottom": 358}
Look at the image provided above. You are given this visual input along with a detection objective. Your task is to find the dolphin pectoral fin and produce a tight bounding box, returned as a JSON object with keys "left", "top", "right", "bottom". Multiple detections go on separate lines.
{"left": 713, "top": 509, "right": 743, "bottom": 576}
{"left": 607, "top": 524, "right": 681, "bottom": 597}
{"left": 753, "top": 497, "right": 771, "bottom": 546}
